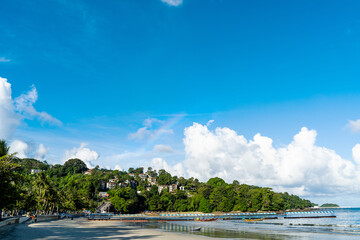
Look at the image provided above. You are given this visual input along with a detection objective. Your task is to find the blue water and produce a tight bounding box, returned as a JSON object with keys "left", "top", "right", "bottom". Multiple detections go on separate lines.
{"left": 155, "top": 208, "right": 360, "bottom": 239}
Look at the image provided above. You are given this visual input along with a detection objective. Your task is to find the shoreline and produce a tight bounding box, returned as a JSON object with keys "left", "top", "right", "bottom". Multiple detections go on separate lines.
{"left": 0, "top": 217, "right": 217, "bottom": 240}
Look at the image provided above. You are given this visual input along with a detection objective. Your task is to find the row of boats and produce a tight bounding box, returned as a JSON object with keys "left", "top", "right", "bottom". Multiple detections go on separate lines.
{"left": 194, "top": 217, "right": 264, "bottom": 222}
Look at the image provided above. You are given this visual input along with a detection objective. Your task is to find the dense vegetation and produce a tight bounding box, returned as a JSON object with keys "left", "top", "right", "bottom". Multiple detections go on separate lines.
{"left": 0, "top": 140, "right": 314, "bottom": 216}
{"left": 320, "top": 203, "right": 339, "bottom": 207}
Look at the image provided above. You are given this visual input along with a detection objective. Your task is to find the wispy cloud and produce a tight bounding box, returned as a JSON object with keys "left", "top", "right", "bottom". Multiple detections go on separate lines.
{"left": 153, "top": 144, "right": 175, "bottom": 153}
{"left": 128, "top": 118, "right": 173, "bottom": 141}
{"left": 161, "top": 0, "right": 183, "bottom": 7}
{"left": 0, "top": 57, "right": 11, "bottom": 62}
{"left": 347, "top": 119, "right": 360, "bottom": 133}
{"left": 15, "top": 85, "right": 62, "bottom": 126}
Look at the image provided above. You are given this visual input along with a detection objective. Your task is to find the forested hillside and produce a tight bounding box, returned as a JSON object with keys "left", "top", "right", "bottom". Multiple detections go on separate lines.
{"left": 0, "top": 140, "right": 314, "bottom": 214}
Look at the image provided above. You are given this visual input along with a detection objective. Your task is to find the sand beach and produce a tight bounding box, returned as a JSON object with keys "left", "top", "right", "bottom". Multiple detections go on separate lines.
{"left": 0, "top": 218, "right": 214, "bottom": 240}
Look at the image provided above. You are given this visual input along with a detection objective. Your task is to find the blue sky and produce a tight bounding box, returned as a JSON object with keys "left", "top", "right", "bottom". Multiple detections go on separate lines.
{"left": 2, "top": 0, "right": 360, "bottom": 205}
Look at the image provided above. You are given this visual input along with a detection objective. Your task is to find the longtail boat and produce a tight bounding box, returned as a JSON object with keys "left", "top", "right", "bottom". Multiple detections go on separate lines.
{"left": 245, "top": 218, "right": 264, "bottom": 222}
{"left": 195, "top": 218, "right": 218, "bottom": 222}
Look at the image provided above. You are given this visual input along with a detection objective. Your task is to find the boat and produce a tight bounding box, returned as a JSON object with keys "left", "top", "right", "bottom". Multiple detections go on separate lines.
{"left": 195, "top": 218, "right": 218, "bottom": 222}
{"left": 245, "top": 218, "right": 264, "bottom": 222}
{"left": 190, "top": 227, "right": 201, "bottom": 231}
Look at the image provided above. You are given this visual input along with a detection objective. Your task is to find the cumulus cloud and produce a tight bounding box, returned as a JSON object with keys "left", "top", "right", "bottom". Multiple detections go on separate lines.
{"left": 151, "top": 157, "right": 185, "bottom": 177}
{"left": 114, "top": 165, "right": 123, "bottom": 171}
{"left": 64, "top": 143, "right": 99, "bottom": 168}
{"left": 0, "top": 57, "right": 11, "bottom": 62}
{"left": 150, "top": 123, "right": 360, "bottom": 197}
{"left": 9, "top": 140, "right": 49, "bottom": 160}
{"left": 180, "top": 123, "right": 360, "bottom": 196}
{"left": 15, "top": 85, "right": 62, "bottom": 126}
{"left": 153, "top": 144, "right": 175, "bottom": 153}
{"left": 36, "top": 143, "right": 49, "bottom": 160}
{"left": 0, "top": 77, "right": 20, "bottom": 139}
{"left": 347, "top": 119, "right": 360, "bottom": 133}
{"left": 9, "top": 140, "right": 31, "bottom": 158}
{"left": 129, "top": 118, "right": 173, "bottom": 141}
{"left": 161, "top": 0, "right": 183, "bottom": 7}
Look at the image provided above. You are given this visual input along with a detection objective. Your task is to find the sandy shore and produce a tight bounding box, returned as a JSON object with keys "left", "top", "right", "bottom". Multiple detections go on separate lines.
{"left": 0, "top": 218, "right": 214, "bottom": 240}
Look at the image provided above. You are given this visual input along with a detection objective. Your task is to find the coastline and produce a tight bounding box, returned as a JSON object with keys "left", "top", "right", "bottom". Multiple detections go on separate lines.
{"left": 0, "top": 217, "right": 216, "bottom": 240}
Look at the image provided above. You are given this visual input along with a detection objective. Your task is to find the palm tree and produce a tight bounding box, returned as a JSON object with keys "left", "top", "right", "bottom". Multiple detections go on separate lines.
{"left": 0, "top": 139, "right": 10, "bottom": 157}
{"left": 33, "top": 172, "right": 59, "bottom": 214}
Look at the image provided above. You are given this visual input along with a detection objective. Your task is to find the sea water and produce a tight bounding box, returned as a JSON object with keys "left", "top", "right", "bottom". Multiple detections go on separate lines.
{"left": 154, "top": 208, "right": 360, "bottom": 239}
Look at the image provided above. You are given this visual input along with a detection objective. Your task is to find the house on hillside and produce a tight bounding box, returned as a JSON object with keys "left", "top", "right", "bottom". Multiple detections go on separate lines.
{"left": 124, "top": 179, "right": 137, "bottom": 189}
{"left": 169, "top": 184, "right": 178, "bottom": 193}
{"left": 31, "top": 169, "right": 42, "bottom": 174}
{"left": 158, "top": 185, "right": 168, "bottom": 194}
{"left": 107, "top": 178, "right": 119, "bottom": 189}
{"left": 179, "top": 186, "right": 185, "bottom": 191}
{"left": 148, "top": 176, "right": 157, "bottom": 185}
{"left": 84, "top": 169, "right": 93, "bottom": 175}
{"left": 139, "top": 173, "right": 147, "bottom": 181}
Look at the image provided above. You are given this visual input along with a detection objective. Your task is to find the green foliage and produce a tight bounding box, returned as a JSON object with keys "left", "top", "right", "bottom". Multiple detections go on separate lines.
{"left": 321, "top": 203, "right": 339, "bottom": 207}
{"left": 0, "top": 139, "right": 10, "bottom": 157}
{"left": 198, "top": 197, "right": 211, "bottom": 213}
{"left": 63, "top": 158, "right": 88, "bottom": 175}
{"left": 157, "top": 169, "right": 173, "bottom": 185}
{"left": 207, "top": 177, "right": 226, "bottom": 188}
{"left": 1, "top": 155, "right": 315, "bottom": 214}
{"left": 0, "top": 155, "right": 21, "bottom": 210}
{"left": 13, "top": 158, "right": 49, "bottom": 174}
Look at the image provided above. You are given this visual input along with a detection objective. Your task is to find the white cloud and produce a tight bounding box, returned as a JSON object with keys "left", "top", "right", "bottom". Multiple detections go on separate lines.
{"left": 352, "top": 144, "right": 360, "bottom": 165}
{"left": 156, "top": 122, "right": 360, "bottom": 197}
{"left": 347, "top": 119, "right": 360, "bottom": 133}
{"left": 9, "top": 140, "right": 30, "bottom": 158}
{"left": 151, "top": 157, "right": 185, "bottom": 177}
{"left": 15, "top": 85, "right": 62, "bottom": 126}
{"left": 161, "top": 0, "right": 183, "bottom": 7}
{"left": 9, "top": 139, "right": 49, "bottom": 160}
{"left": 143, "top": 118, "right": 163, "bottom": 128}
{"left": 129, "top": 127, "right": 151, "bottom": 140}
{"left": 64, "top": 143, "right": 99, "bottom": 168}
{"left": 129, "top": 118, "right": 173, "bottom": 141}
{"left": 153, "top": 144, "right": 175, "bottom": 153}
{"left": 36, "top": 143, "right": 49, "bottom": 160}
{"left": 114, "top": 165, "right": 123, "bottom": 171}
{"left": 206, "top": 120, "right": 214, "bottom": 127}
{"left": 0, "top": 77, "right": 20, "bottom": 139}
{"left": 0, "top": 57, "right": 11, "bottom": 62}
{"left": 0, "top": 77, "right": 61, "bottom": 140}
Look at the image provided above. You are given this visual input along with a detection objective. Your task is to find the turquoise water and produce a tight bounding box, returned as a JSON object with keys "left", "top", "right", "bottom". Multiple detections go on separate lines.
{"left": 150, "top": 208, "right": 360, "bottom": 239}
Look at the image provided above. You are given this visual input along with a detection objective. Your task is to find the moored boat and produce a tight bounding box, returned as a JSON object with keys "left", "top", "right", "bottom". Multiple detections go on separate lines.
{"left": 195, "top": 217, "right": 218, "bottom": 222}
{"left": 245, "top": 218, "right": 264, "bottom": 222}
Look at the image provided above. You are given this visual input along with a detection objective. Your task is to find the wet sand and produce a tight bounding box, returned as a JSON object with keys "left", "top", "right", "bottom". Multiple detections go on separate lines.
{"left": 0, "top": 218, "right": 214, "bottom": 240}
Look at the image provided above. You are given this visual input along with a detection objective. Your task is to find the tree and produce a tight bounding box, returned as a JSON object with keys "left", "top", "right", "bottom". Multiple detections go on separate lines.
{"left": 207, "top": 177, "right": 226, "bottom": 188}
{"left": 0, "top": 154, "right": 20, "bottom": 218}
{"left": 158, "top": 169, "right": 172, "bottom": 185}
{"left": 0, "top": 139, "right": 10, "bottom": 157}
{"left": 33, "top": 172, "right": 59, "bottom": 213}
{"left": 198, "top": 197, "right": 211, "bottom": 213}
{"left": 109, "top": 187, "right": 145, "bottom": 213}
{"left": 63, "top": 158, "right": 88, "bottom": 175}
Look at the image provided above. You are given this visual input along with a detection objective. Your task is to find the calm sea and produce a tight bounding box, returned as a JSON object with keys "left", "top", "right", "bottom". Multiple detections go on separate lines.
{"left": 148, "top": 208, "right": 360, "bottom": 239}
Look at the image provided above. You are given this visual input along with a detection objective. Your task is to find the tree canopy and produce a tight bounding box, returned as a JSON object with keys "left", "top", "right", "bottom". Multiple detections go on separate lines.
{"left": 0, "top": 139, "right": 315, "bottom": 215}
